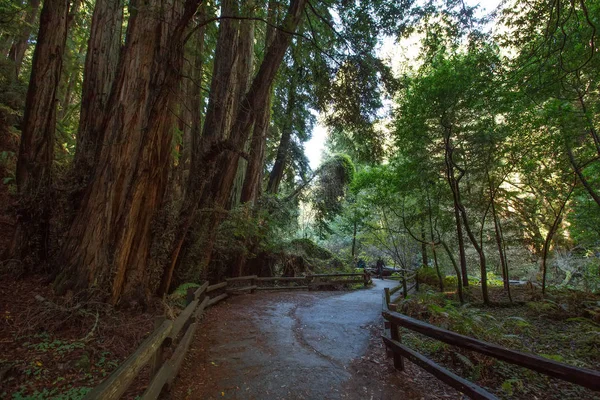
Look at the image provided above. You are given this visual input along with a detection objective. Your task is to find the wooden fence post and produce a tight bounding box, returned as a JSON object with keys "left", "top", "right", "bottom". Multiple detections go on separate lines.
{"left": 185, "top": 287, "right": 195, "bottom": 306}
{"left": 384, "top": 287, "right": 391, "bottom": 307}
{"left": 150, "top": 316, "right": 167, "bottom": 378}
{"left": 402, "top": 270, "right": 408, "bottom": 299}
{"left": 389, "top": 321, "right": 404, "bottom": 371}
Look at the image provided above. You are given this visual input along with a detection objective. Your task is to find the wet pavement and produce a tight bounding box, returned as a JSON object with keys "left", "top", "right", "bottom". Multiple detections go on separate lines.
{"left": 172, "top": 279, "right": 423, "bottom": 400}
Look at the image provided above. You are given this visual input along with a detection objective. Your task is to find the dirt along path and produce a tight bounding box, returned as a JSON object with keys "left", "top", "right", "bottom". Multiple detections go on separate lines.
{"left": 171, "top": 280, "right": 457, "bottom": 400}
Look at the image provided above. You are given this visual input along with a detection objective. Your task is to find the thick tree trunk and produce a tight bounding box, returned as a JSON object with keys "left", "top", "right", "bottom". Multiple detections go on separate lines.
{"left": 240, "top": 101, "right": 269, "bottom": 203}
{"left": 229, "top": 12, "right": 256, "bottom": 207}
{"left": 72, "top": 0, "right": 123, "bottom": 183}
{"left": 183, "top": 9, "right": 207, "bottom": 195}
{"left": 239, "top": 0, "right": 277, "bottom": 204}
{"left": 8, "top": 0, "right": 41, "bottom": 78}
{"left": 57, "top": 0, "right": 202, "bottom": 304}
{"left": 172, "top": 0, "right": 308, "bottom": 281}
{"left": 5, "top": 0, "right": 69, "bottom": 268}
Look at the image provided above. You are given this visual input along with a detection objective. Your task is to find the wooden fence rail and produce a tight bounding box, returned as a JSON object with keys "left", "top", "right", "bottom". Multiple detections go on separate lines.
{"left": 382, "top": 305, "right": 600, "bottom": 398}
{"left": 84, "top": 280, "right": 228, "bottom": 400}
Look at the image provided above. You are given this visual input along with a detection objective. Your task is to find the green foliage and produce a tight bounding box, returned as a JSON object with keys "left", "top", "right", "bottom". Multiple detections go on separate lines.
{"left": 311, "top": 154, "right": 356, "bottom": 237}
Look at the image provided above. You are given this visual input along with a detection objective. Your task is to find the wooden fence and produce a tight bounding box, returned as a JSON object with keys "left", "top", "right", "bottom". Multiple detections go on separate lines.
{"left": 254, "top": 272, "right": 372, "bottom": 291}
{"left": 381, "top": 294, "right": 600, "bottom": 399}
{"left": 83, "top": 281, "right": 228, "bottom": 400}
{"left": 83, "top": 271, "right": 372, "bottom": 399}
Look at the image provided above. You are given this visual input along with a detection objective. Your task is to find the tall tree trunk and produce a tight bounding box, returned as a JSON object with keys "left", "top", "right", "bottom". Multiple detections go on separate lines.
{"left": 4, "top": 0, "right": 69, "bottom": 268}
{"left": 56, "top": 0, "right": 202, "bottom": 304}
{"left": 72, "top": 0, "right": 123, "bottom": 184}
{"left": 267, "top": 71, "right": 296, "bottom": 194}
{"left": 420, "top": 223, "right": 428, "bottom": 267}
{"left": 351, "top": 219, "right": 357, "bottom": 258}
{"left": 441, "top": 240, "right": 464, "bottom": 303}
{"left": 229, "top": 10, "right": 256, "bottom": 207}
{"left": 444, "top": 129, "right": 487, "bottom": 303}
{"left": 174, "top": 0, "right": 308, "bottom": 283}
{"left": 541, "top": 184, "right": 575, "bottom": 294}
{"left": 239, "top": 0, "right": 277, "bottom": 204}
{"left": 426, "top": 191, "right": 443, "bottom": 291}
{"left": 160, "top": 0, "right": 306, "bottom": 292}
{"left": 240, "top": 102, "right": 268, "bottom": 203}
{"left": 488, "top": 172, "right": 511, "bottom": 301}
{"left": 57, "top": 41, "right": 85, "bottom": 121}
{"left": 8, "top": 0, "right": 41, "bottom": 78}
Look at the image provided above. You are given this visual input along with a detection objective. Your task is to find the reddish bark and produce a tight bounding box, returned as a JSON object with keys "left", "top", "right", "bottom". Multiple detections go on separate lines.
{"left": 6, "top": 0, "right": 69, "bottom": 267}
{"left": 57, "top": 0, "right": 202, "bottom": 304}
{"left": 73, "top": 0, "right": 123, "bottom": 182}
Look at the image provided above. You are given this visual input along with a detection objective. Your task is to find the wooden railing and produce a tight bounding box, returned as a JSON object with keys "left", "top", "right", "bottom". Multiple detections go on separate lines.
{"left": 255, "top": 272, "right": 372, "bottom": 291}
{"left": 383, "top": 272, "right": 417, "bottom": 310}
{"left": 381, "top": 303, "right": 600, "bottom": 399}
{"left": 84, "top": 281, "right": 229, "bottom": 400}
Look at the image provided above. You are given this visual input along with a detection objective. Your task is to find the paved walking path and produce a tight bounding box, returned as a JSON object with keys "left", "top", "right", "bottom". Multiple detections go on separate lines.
{"left": 171, "top": 280, "right": 442, "bottom": 400}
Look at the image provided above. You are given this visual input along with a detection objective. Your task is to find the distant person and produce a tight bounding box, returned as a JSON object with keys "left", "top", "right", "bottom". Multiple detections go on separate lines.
{"left": 376, "top": 258, "right": 384, "bottom": 280}
{"left": 357, "top": 258, "right": 366, "bottom": 269}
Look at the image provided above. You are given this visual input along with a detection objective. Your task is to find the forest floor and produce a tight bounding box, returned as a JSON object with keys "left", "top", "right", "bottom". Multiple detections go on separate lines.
{"left": 0, "top": 275, "right": 156, "bottom": 399}
{"left": 171, "top": 280, "right": 459, "bottom": 400}
{"left": 394, "top": 283, "right": 600, "bottom": 399}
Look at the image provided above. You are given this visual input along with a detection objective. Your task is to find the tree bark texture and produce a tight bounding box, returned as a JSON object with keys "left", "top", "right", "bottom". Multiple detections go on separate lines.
{"left": 6, "top": 0, "right": 69, "bottom": 268}
{"left": 267, "top": 75, "right": 296, "bottom": 194}
{"left": 57, "top": 0, "right": 202, "bottom": 304}
{"left": 174, "top": 0, "right": 308, "bottom": 282}
{"left": 72, "top": 0, "right": 124, "bottom": 183}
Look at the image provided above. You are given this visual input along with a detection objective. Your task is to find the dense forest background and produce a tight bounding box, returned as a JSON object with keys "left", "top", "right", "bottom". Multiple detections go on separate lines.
{"left": 0, "top": 0, "right": 599, "bottom": 308}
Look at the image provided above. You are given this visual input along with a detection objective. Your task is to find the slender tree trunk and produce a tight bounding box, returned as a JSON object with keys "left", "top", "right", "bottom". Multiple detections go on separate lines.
{"left": 4, "top": 0, "right": 69, "bottom": 269}
{"left": 441, "top": 240, "right": 464, "bottom": 303}
{"left": 72, "top": 0, "right": 123, "bottom": 184}
{"left": 426, "top": 192, "right": 443, "bottom": 291}
{"left": 566, "top": 140, "right": 600, "bottom": 208}
{"left": 541, "top": 184, "right": 575, "bottom": 294}
{"left": 57, "top": 41, "right": 85, "bottom": 121}
{"left": 267, "top": 73, "right": 296, "bottom": 194}
{"left": 489, "top": 182, "right": 510, "bottom": 294}
{"left": 420, "top": 223, "right": 428, "bottom": 267}
{"left": 8, "top": 0, "right": 41, "bottom": 78}
{"left": 351, "top": 219, "right": 357, "bottom": 258}
{"left": 57, "top": 0, "right": 202, "bottom": 304}
{"left": 444, "top": 129, "right": 488, "bottom": 303}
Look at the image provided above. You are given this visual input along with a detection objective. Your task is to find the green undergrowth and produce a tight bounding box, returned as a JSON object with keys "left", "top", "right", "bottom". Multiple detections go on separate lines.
{"left": 2, "top": 331, "right": 121, "bottom": 400}
{"left": 395, "top": 287, "right": 600, "bottom": 399}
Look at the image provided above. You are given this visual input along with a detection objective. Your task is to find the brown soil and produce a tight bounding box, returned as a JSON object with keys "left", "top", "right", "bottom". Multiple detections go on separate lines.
{"left": 0, "top": 275, "right": 155, "bottom": 398}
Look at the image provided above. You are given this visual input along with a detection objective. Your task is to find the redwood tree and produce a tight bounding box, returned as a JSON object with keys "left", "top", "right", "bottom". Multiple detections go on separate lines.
{"left": 6, "top": 0, "right": 69, "bottom": 268}
{"left": 56, "top": 0, "right": 203, "bottom": 304}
